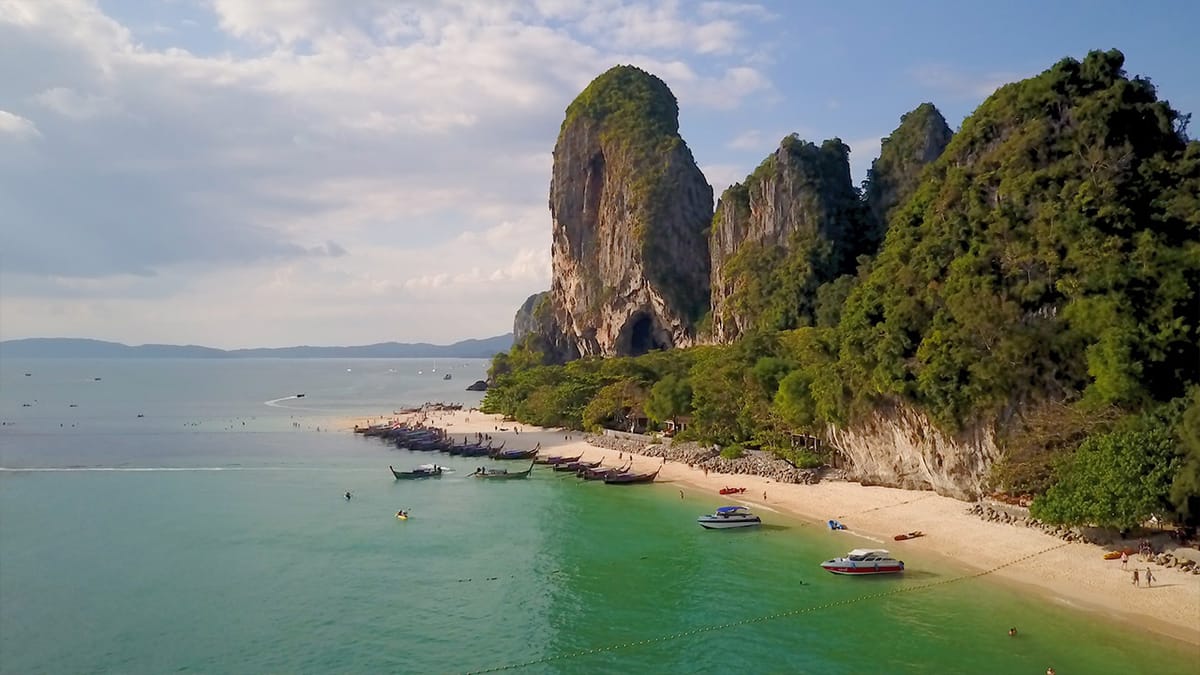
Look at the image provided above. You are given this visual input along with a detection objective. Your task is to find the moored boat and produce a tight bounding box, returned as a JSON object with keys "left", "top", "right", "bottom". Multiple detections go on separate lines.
{"left": 535, "top": 453, "right": 582, "bottom": 465}
{"left": 390, "top": 464, "right": 444, "bottom": 479}
{"left": 893, "top": 531, "right": 924, "bottom": 541}
{"left": 820, "top": 549, "right": 904, "bottom": 575}
{"left": 555, "top": 457, "right": 602, "bottom": 472}
{"left": 492, "top": 443, "right": 538, "bottom": 460}
{"left": 719, "top": 487, "right": 746, "bottom": 495}
{"left": 472, "top": 462, "right": 534, "bottom": 480}
{"left": 697, "top": 506, "right": 762, "bottom": 529}
{"left": 578, "top": 460, "right": 631, "bottom": 480}
{"left": 603, "top": 466, "right": 661, "bottom": 485}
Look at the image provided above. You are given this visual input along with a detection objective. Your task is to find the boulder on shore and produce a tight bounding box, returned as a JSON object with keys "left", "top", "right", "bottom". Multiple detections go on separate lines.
{"left": 465, "top": 380, "right": 488, "bottom": 392}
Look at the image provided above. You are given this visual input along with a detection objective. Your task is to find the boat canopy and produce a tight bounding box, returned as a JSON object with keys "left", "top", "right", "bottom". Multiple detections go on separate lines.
{"left": 416, "top": 464, "right": 438, "bottom": 470}
{"left": 716, "top": 506, "right": 750, "bottom": 514}
{"left": 847, "top": 549, "right": 891, "bottom": 559}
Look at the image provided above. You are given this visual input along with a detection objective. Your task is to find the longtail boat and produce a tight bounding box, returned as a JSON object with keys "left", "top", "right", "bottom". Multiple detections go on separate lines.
{"left": 472, "top": 462, "right": 534, "bottom": 480}
{"left": 535, "top": 453, "right": 582, "bottom": 466}
{"left": 554, "top": 457, "right": 603, "bottom": 472}
{"left": 578, "top": 461, "right": 631, "bottom": 480}
{"left": 603, "top": 466, "right": 661, "bottom": 485}
{"left": 389, "top": 464, "right": 444, "bottom": 479}
{"left": 493, "top": 443, "right": 538, "bottom": 460}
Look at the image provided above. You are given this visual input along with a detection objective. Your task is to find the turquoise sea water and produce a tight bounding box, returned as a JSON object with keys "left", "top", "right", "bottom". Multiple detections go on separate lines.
{"left": 1, "top": 358, "right": 1196, "bottom": 674}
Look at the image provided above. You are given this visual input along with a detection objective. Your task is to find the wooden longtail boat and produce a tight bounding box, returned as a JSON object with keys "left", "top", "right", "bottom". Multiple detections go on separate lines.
{"left": 472, "top": 462, "right": 535, "bottom": 480}
{"left": 578, "top": 461, "right": 632, "bottom": 480}
{"left": 535, "top": 453, "right": 582, "bottom": 465}
{"left": 603, "top": 466, "right": 661, "bottom": 485}
{"left": 389, "top": 464, "right": 444, "bottom": 479}
{"left": 554, "top": 457, "right": 603, "bottom": 472}
{"left": 492, "top": 443, "right": 538, "bottom": 460}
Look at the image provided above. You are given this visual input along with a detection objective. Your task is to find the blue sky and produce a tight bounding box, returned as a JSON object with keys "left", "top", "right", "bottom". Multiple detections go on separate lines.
{"left": 1, "top": 0, "right": 1196, "bottom": 348}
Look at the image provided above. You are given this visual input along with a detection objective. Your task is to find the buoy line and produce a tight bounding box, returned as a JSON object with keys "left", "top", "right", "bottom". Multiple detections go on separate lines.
{"left": 464, "top": 542, "right": 1071, "bottom": 674}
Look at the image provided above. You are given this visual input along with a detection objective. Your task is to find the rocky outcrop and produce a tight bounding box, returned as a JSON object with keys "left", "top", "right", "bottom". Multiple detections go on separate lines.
{"left": 465, "top": 380, "right": 488, "bottom": 392}
{"left": 545, "top": 65, "right": 713, "bottom": 358}
{"left": 513, "top": 291, "right": 548, "bottom": 344}
{"left": 862, "top": 103, "right": 952, "bottom": 250}
{"left": 827, "top": 401, "right": 999, "bottom": 500}
{"left": 586, "top": 434, "right": 822, "bottom": 484}
{"left": 709, "top": 136, "right": 862, "bottom": 341}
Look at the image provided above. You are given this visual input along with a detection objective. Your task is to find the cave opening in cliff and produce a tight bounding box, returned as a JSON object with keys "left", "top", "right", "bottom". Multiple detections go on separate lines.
{"left": 622, "top": 312, "right": 667, "bottom": 357}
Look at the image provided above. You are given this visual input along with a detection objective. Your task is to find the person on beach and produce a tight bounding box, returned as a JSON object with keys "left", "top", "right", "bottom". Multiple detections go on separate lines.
{"left": 1120, "top": 551, "right": 1129, "bottom": 569}
{"left": 1132, "top": 569, "right": 1140, "bottom": 586}
{"left": 763, "top": 491, "right": 767, "bottom": 501}
{"left": 1146, "top": 568, "right": 1154, "bottom": 587}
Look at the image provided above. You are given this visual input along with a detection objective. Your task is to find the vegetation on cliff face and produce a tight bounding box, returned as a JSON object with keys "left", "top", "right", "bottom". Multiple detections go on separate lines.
{"left": 493, "top": 50, "right": 1199, "bottom": 527}
{"left": 834, "top": 48, "right": 1198, "bottom": 432}
{"left": 711, "top": 137, "right": 864, "bottom": 339}
{"left": 862, "top": 102, "right": 953, "bottom": 252}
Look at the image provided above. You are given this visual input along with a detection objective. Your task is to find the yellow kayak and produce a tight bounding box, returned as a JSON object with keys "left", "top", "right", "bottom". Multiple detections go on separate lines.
{"left": 396, "top": 512, "right": 408, "bottom": 520}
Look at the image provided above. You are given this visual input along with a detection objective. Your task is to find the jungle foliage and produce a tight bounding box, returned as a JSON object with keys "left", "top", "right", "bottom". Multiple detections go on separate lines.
{"left": 488, "top": 50, "right": 1200, "bottom": 527}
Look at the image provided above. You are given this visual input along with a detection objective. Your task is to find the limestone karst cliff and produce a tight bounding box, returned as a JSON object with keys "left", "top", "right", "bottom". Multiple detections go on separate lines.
{"left": 708, "top": 136, "right": 863, "bottom": 342}
{"left": 862, "top": 103, "right": 952, "bottom": 250}
{"left": 544, "top": 65, "right": 713, "bottom": 359}
{"left": 492, "top": 50, "right": 1199, "bottom": 506}
{"left": 513, "top": 291, "right": 548, "bottom": 344}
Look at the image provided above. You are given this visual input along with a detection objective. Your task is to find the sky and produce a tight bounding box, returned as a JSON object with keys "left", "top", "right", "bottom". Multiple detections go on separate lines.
{"left": 1, "top": 1, "right": 1196, "bottom": 349}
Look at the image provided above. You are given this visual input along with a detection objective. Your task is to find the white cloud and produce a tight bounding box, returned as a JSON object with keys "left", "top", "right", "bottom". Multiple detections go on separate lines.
{"left": 0, "top": 0, "right": 774, "bottom": 346}
{"left": 0, "top": 110, "right": 41, "bottom": 140}
{"left": 727, "top": 129, "right": 763, "bottom": 150}
{"left": 701, "top": 162, "right": 749, "bottom": 199}
{"left": 909, "top": 64, "right": 1021, "bottom": 100}
{"left": 846, "top": 135, "right": 884, "bottom": 184}
{"left": 32, "top": 87, "right": 119, "bottom": 119}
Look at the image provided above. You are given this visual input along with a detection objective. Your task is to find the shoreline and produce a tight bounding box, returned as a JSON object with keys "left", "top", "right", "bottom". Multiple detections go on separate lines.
{"left": 341, "top": 409, "right": 1200, "bottom": 647}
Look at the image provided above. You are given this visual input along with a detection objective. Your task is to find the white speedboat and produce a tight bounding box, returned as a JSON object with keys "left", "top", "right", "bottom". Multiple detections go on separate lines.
{"left": 697, "top": 506, "right": 762, "bottom": 529}
{"left": 820, "top": 548, "right": 904, "bottom": 575}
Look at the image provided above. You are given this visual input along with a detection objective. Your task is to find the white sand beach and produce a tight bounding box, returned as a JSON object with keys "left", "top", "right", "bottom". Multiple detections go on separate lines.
{"left": 344, "top": 409, "right": 1200, "bottom": 647}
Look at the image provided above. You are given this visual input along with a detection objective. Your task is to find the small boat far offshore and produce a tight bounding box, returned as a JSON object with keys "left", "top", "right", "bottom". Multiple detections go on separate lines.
{"left": 697, "top": 506, "right": 762, "bottom": 529}
{"left": 820, "top": 549, "right": 905, "bottom": 575}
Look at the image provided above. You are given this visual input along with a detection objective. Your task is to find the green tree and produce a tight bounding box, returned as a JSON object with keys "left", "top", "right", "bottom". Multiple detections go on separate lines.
{"left": 645, "top": 374, "right": 692, "bottom": 424}
{"left": 582, "top": 379, "right": 645, "bottom": 430}
{"left": 1031, "top": 426, "right": 1178, "bottom": 530}
{"left": 1169, "top": 389, "right": 1200, "bottom": 524}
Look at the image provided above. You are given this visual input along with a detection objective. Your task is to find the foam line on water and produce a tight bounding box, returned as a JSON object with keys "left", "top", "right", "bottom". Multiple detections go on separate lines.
{"left": 263, "top": 394, "right": 309, "bottom": 409}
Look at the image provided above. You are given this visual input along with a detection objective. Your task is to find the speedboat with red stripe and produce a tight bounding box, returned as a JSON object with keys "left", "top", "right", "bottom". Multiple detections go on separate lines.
{"left": 820, "top": 549, "right": 904, "bottom": 575}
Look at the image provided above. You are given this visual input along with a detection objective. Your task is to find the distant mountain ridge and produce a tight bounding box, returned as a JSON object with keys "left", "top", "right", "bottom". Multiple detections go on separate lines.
{"left": 0, "top": 335, "right": 514, "bottom": 359}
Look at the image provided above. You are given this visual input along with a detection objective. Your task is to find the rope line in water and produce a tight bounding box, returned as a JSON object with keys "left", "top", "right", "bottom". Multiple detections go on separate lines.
{"left": 464, "top": 542, "right": 1071, "bottom": 674}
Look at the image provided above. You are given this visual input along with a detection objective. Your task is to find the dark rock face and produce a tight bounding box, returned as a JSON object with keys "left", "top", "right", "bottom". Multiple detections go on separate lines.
{"left": 709, "top": 136, "right": 862, "bottom": 341}
{"left": 862, "top": 103, "right": 952, "bottom": 251}
{"left": 545, "top": 65, "right": 713, "bottom": 358}
{"left": 465, "top": 380, "right": 488, "bottom": 392}
{"left": 513, "top": 292, "right": 548, "bottom": 344}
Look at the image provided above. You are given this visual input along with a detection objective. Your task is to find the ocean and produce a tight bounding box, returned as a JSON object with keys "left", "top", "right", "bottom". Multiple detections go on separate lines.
{"left": 1, "top": 358, "right": 1195, "bottom": 674}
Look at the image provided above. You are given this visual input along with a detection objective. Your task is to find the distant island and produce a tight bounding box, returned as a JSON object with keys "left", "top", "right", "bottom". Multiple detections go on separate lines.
{"left": 0, "top": 335, "right": 513, "bottom": 359}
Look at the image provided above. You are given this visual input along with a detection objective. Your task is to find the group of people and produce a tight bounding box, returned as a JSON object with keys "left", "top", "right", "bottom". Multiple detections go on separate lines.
{"left": 1120, "top": 551, "right": 1157, "bottom": 586}
{"left": 1130, "top": 567, "right": 1156, "bottom": 587}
